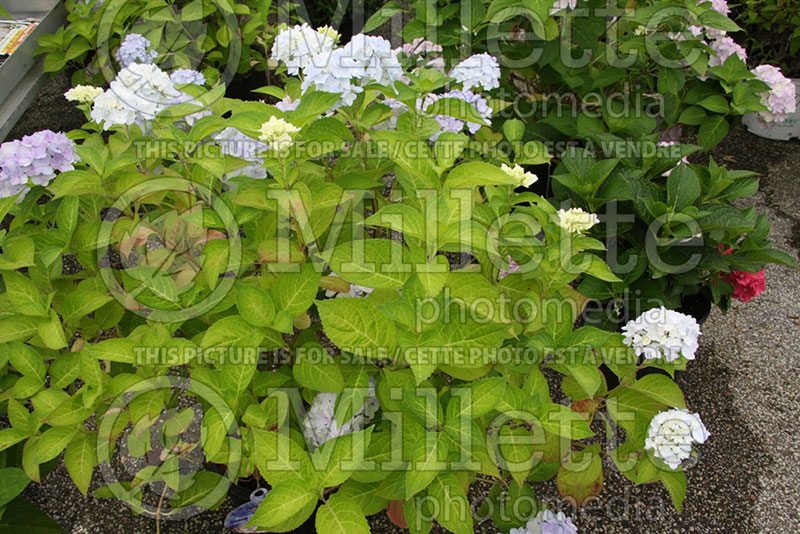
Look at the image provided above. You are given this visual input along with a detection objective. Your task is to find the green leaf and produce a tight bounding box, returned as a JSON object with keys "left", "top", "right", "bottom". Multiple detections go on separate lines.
{"left": 61, "top": 290, "right": 113, "bottom": 322}
{"left": 328, "top": 239, "right": 410, "bottom": 290}
{"left": 425, "top": 97, "right": 490, "bottom": 126}
{"left": 7, "top": 342, "right": 46, "bottom": 381}
{"left": 630, "top": 374, "right": 686, "bottom": 408}
{"left": 0, "top": 468, "right": 31, "bottom": 507}
{"left": 250, "top": 428, "right": 315, "bottom": 486}
{"left": 538, "top": 403, "right": 594, "bottom": 439}
{"left": 363, "top": 1, "right": 403, "bottom": 32}
{"left": 316, "top": 298, "right": 397, "bottom": 353}
{"left": 82, "top": 338, "right": 138, "bottom": 364}
{"left": 660, "top": 469, "right": 687, "bottom": 513}
{"left": 293, "top": 351, "right": 344, "bottom": 393}
{"left": 405, "top": 433, "right": 448, "bottom": 498}
{"left": 0, "top": 316, "right": 41, "bottom": 343}
{"left": 272, "top": 263, "right": 321, "bottom": 317}
{"left": 35, "top": 426, "right": 79, "bottom": 464}
{"left": 428, "top": 473, "right": 473, "bottom": 534}
{"left": 312, "top": 428, "right": 373, "bottom": 488}
{"left": 64, "top": 432, "right": 97, "bottom": 497}
{"left": 248, "top": 479, "right": 318, "bottom": 529}
{"left": 235, "top": 282, "right": 276, "bottom": 327}
{"left": 503, "top": 119, "right": 525, "bottom": 144}
{"left": 201, "top": 315, "right": 262, "bottom": 349}
{"left": 557, "top": 446, "right": 604, "bottom": 506}
{"left": 667, "top": 165, "right": 700, "bottom": 211}
{"left": 697, "top": 115, "right": 730, "bottom": 149}
{"left": 444, "top": 161, "right": 518, "bottom": 189}
{"left": 364, "top": 205, "right": 426, "bottom": 240}
{"left": 0, "top": 496, "right": 65, "bottom": 533}
{"left": 3, "top": 272, "right": 47, "bottom": 317}
{"left": 315, "top": 493, "right": 370, "bottom": 534}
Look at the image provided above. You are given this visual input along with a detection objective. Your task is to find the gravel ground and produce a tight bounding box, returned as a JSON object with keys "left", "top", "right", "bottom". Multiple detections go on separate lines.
{"left": 8, "top": 76, "right": 800, "bottom": 533}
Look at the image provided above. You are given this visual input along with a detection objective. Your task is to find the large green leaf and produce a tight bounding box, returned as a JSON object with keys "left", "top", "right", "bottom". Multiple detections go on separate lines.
{"left": 316, "top": 298, "right": 397, "bottom": 353}
{"left": 315, "top": 493, "right": 370, "bottom": 534}
{"left": 329, "top": 239, "right": 410, "bottom": 290}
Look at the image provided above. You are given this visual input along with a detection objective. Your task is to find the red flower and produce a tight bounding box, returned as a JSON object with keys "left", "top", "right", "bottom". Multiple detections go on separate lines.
{"left": 724, "top": 270, "right": 766, "bottom": 303}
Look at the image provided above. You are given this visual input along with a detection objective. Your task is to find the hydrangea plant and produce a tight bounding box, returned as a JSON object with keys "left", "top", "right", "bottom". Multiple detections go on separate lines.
{"left": 1, "top": 26, "right": 720, "bottom": 534}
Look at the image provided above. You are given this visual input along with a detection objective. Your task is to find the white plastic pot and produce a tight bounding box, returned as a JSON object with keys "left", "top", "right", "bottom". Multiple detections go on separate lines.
{"left": 742, "top": 79, "right": 800, "bottom": 141}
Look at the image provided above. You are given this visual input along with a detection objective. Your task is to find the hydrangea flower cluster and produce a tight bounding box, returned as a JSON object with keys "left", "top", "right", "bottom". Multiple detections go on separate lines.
{"left": 271, "top": 23, "right": 338, "bottom": 75}
{"left": 170, "top": 69, "right": 206, "bottom": 85}
{"left": 622, "top": 306, "right": 701, "bottom": 362}
{"left": 422, "top": 90, "right": 493, "bottom": 140}
{"left": 278, "top": 31, "right": 402, "bottom": 108}
{"left": 115, "top": 33, "right": 157, "bottom": 68}
{"left": 449, "top": 53, "right": 501, "bottom": 91}
{"left": 258, "top": 116, "right": 300, "bottom": 151}
{"left": 707, "top": 36, "right": 747, "bottom": 68}
{"left": 0, "top": 130, "right": 78, "bottom": 198}
{"left": 64, "top": 85, "right": 104, "bottom": 104}
{"left": 508, "top": 510, "right": 578, "bottom": 534}
{"left": 751, "top": 65, "right": 797, "bottom": 123}
{"left": 724, "top": 269, "right": 766, "bottom": 302}
{"left": 302, "top": 377, "right": 380, "bottom": 450}
{"left": 90, "top": 63, "right": 183, "bottom": 129}
{"left": 556, "top": 207, "right": 600, "bottom": 234}
{"left": 645, "top": 408, "right": 710, "bottom": 469}
{"left": 501, "top": 163, "right": 538, "bottom": 187}
{"left": 213, "top": 128, "right": 269, "bottom": 180}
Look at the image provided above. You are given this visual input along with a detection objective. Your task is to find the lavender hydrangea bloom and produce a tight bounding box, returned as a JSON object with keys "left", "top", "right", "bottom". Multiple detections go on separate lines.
{"left": 707, "top": 36, "right": 747, "bottom": 68}
{"left": 115, "top": 33, "right": 157, "bottom": 68}
{"left": 170, "top": 69, "right": 206, "bottom": 85}
{"left": 751, "top": 64, "right": 797, "bottom": 123}
{"left": 526, "top": 510, "right": 578, "bottom": 534}
{"left": 0, "top": 130, "right": 78, "bottom": 198}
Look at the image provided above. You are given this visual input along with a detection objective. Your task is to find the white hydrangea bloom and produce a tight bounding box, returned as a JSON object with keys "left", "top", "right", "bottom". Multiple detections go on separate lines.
{"left": 550, "top": 0, "right": 578, "bottom": 14}
{"left": 645, "top": 408, "right": 710, "bottom": 470}
{"left": 271, "top": 23, "right": 337, "bottom": 75}
{"left": 258, "top": 116, "right": 300, "bottom": 151}
{"left": 622, "top": 306, "right": 701, "bottom": 362}
{"left": 214, "top": 127, "right": 268, "bottom": 179}
{"left": 301, "top": 48, "right": 364, "bottom": 107}
{"left": 170, "top": 68, "right": 206, "bottom": 85}
{"left": 64, "top": 85, "right": 104, "bottom": 104}
{"left": 324, "top": 272, "right": 374, "bottom": 298}
{"left": 450, "top": 53, "right": 500, "bottom": 91}
{"left": 751, "top": 64, "right": 797, "bottom": 123}
{"left": 90, "top": 63, "right": 182, "bottom": 129}
{"left": 341, "top": 34, "right": 403, "bottom": 87}
{"left": 556, "top": 207, "right": 600, "bottom": 234}
{"left": 302, "top": 376, "right": 380, "bottom": 450}
{"left": 274, "top": 96, "right": 300, "bottom": 112}
{"left": 707, "top": 36, "right": 747, "bottom": 68}
{"left": 501, "top": 163, "right": 538, "bottom": 187}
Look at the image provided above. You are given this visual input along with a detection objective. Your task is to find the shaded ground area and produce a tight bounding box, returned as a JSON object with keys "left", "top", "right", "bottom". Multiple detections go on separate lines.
{"left": 9, "top": 75, "right": 800, "bottom": 533}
